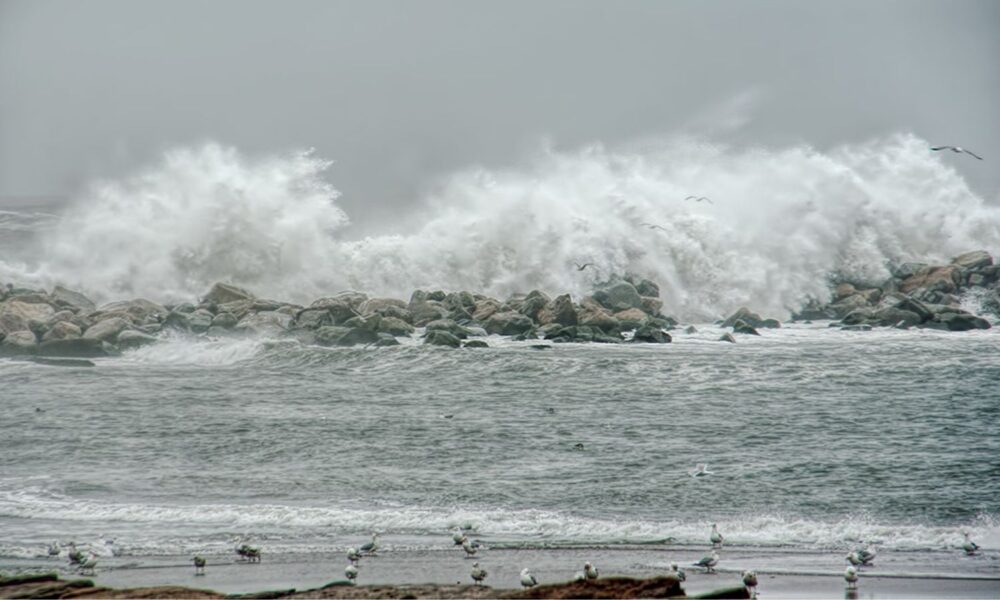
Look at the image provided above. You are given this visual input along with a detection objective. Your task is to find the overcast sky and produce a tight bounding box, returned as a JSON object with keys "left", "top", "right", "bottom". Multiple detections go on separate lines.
{"left": 2, "top": 0, "right": 998, "bottom": 228}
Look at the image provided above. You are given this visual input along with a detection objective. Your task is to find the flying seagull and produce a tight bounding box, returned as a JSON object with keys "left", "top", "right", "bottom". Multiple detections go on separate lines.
{"left": 690, "top": 464, "right": 714, "bottom": 477}
{"left": 574, "top": 262, "right": 594, "bottom": 271}
{"left": 931, "top": 146, "right": 982, "bottom": 160}
{"left": 640, "top": 222, "right": 669, "bottom": 232}
{"left": 520, "top": 567, "right": 538, "bottom": 588}
{"left": 685, "top": 195, "right": 714, "bottom": 204}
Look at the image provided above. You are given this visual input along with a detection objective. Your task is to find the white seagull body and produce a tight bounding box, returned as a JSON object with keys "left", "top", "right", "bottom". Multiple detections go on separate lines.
{"left": 846, "top": 551, "right": 863, "bottom": 567}
{"left": 931, "top": 146, "right": 983, "bottom": 160}
{"left": 359, "top": 533, "right": 380, "bottom": 556}
{"left": 844, "top": 565, "right": 859, "bottom": 589}
{"left": 345, "top": 564, "right": 358, "bottom": 584}
{"left": 694, "top": 551, "right": 719, "bottom": 573}
{"left": 710, "top": 524, "right": 724, "bottom": 548}
{"left": 452, "top": 530, "right": 467, "bottom": 546}
{"left": 79, "top": 554, "right": 98, "bottom": 575}
{"left": 962, "top": 532, "right": 980, "bottom": 556}
{"left": 346, "top": 547, "right": 361, "bottom": 564}
{"left": 742, "top": 570, "right": 758, "bottom": 598}
{"left": 193, "top": 556, "right": 206, "bottom": 575}
{"left": 520, "top": 568, "right": 538, "bottom": 588}
{"left": 471, "top": 562, "right": 487, "bottom": 586}
{"left": 691, "top": 464, "right": 714, "bottom": 477}
{"left": 462, "top": 540, "right": 479, "bottom": 557}
{"left": 584, "top": 562, "right": 599, "bottom": 580}
{"left": 668, "top": 562, "right": 687, "bottom": 582}
{"left": 857, "top": 544, "right": 876, "bottom": 566}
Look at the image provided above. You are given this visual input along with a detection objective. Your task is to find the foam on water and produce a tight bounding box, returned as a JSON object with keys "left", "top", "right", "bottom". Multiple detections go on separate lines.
{"left": 1, "top": 135, "right": 998, "bottom": 320}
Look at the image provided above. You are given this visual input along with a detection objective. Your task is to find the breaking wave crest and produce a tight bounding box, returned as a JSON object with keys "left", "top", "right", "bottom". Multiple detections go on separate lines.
{"left": 3, "top": 135, "right": 999, "bottom": 319}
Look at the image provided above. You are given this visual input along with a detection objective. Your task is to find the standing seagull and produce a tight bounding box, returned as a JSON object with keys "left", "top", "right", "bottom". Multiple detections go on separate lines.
{"left": 857, "top": 543, "right": 877, "bottom": 566}
{"left": 452, "top": 530, "right": 467, "bottom": 546}
{"left": 742, "top": 570, "right": 759, "bottom": 599}
{"left": 193, "top": 556, "right": 206, "bottom": 576}
{"left": 471, "top": 562, "right": 488, "bottom": 586}
{"left": 685, "top": 195, "right": 714, "bottom": 204}
{"left": 584, "top": 562, "right": 599, "bottom": 580}
{"left": 693, "top": 551, "right": 719, "bottom": 573}
{"left": 47, "top": 542, "right": 61, "bottom": 557}
{"left": 346, "top": 547, "right": 361, "bottom": 565}
{"left": 931, "top": 146, "right": 983, "bottom": 160}
{"left": 520, "top": 568, "right": 538, "bottom": 588}
{"left": 962, "top": 532, "right": 980, "bottom": 556}
{"left": 667, "top": 562, "right": 687, "bottom": 582}
{"left": 846, "top": 551, "right": 863, "bottom": 567}
{"left": 345, "top": 564, "right": 358, "bottom": 585}
{"left": 359, "top": 533, "right": 380, "bottom": 556}
{"left": 844, "top": 565, "right": 859, "bottom": 589}
{"left": 710, "top": 524, "right": 724, "bottom": 549}
{"left": 462, "top": 540, "right": 480, "bottom": 558}
{"left": 79, "top": 554, "right": 98, "bottom": 575}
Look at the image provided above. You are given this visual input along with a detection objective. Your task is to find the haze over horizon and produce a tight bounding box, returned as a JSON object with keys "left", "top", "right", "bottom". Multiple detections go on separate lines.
{"left": 1, "top": 0, "right": 999, "bottom": 234}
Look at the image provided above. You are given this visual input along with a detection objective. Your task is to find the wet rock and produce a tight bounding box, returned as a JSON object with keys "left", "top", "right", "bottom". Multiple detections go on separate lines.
{"left": 719, "top": 332, "right": 736, "bottom": 343}
{"left": 373, "top": 334, "right": 400, "bottom": 347}
{"left": 378, "top": 316, "right": 415, "bottom": 336}
{"left": 203, "top": 282, "right": 255, "bottom": 304}
{"left": 0, "top": 300, "right": 56, "bottom": 335}
{"left": 937, "top": 313, "right": 991, "bottom": 331}
{"left": 410, "top": 301, "right": 449, "bottom": 327}
{"left": 336, "top": 327, "right": 380, "bottom": 346}
{"left": 592, "top": 331, "right": 624, "bottom": 343}
{"left": 211, "top": 312, "right": 239, "bottom": 329}
{"left": 92, "top": 299, "right": 167, "bottom": 324}
{"left": 358, "top": 297, "right": 407, "bottom": 317}
{"left": 592, "top": 280, "right": 643, "bottom": 311}
{"left": 900, "top": 265, "right": 961, "bottom": 294}
{"left": 314, "top": 326, "right": 352, "bottom": 346}
{"left": 293, "top": 309, "right": 332, "bottom": 330}
{"left": 83, "top": 317, "right": 130, "bottom": 342}
{"left": 36, "top": 337, "right": 110, "bottom": 357}
{"left": 633, "top": 277, "right": 660, "bottom": 298}
{"left": 760, "top": 318, "right": 781, "bottom": 328}
{"left": 424, "top": 318, "right": 466, "bottom": 338}
{"left": 518, "top": 290, "right": 551, "bottom": 321}
{"left": 829, "top": 294, "right": 871, "bottom": 318}
{"left": 162, "top": 311, "right": 192, "bottom": 331}
{"left": 50, "top": 285, "right": 96, "bottom": 313}
{"left": 841, "top": 324, "right": 873, "bottom": 331}
{"left": 631, "top": 325, "right": 672, "bottom": 343}
{"left": 309, "top": 297, "right": 361, "bottom": 324}
{"left": 834, "top": 283, "right": 856, "bottom": 300}
{"left": 485, "top": 311, "right": 535, "bottom": 335}
{"left": 234, "top": 311, "right": 292, "bottom": 336}
{"left": 722, "top": 307, "right": 763, "bottom": 328}
{"left": 732, "top": 319, "right": 760, "bottom": 335}
{"left": 841, "top": 308, "right": 876, "bottom": 326}
{"left": 952, "top": 250, "right": 993, "bottom": 271}
{"left": 614, "top": 308, "right": 649, "bottom": 330}
{"left": 424, "top": 330, "right": 461, "bottom": 347}
{"left": 117, "top": 329, "right": 158, "bottom": 349}
{"left": 471, "top": 298, "right": 501, "bottom": 322}
{"left": 42, "top": 321, "right": 82, "bottom": 342}
{"left": 186, "top": 309, "right": 213, "bottom": 333}
{"left": 893, "top": 262, "right": 928, "bottom": 279}
{"left": 537, "top": 294, "right": 578, "bottom": 327}
{"left": 685, "top": 325, "right": 698, "bottom": 334}
{"left": 873, "top": 306, "right": 922, "bottom": 328}
{"left": 171, "top": 302, "right": 197, "bottom": 314}
{"left": 639, "top": 296, "right": 664, "bottom": 316}
{"left": 463, "top": 339, "right": 489, "bottom": 348}
{"left": 1, "top": 330, "right": 37, "bottom": 351}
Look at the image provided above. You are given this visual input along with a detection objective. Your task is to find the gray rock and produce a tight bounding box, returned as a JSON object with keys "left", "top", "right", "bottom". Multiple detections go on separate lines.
{"left": 1, "top": 330, "right": 37, "bottom": 351}
{"left": 463, "top": 339, "right": 489, "bottom": 348}
{"left": 314, "top": 326, "right": 352, "bottom": 346}
{"left": 895, "top": 297, "right": 933, "bottom": 322}
{"left": 471, "top": 298, "right": 501, "bottom": 321}
{"left": 211, "top": 312, "right": 239, "bottom": 329}
{"left": 719, "top": 332, "right": 736, "bottom": 343}
{"left": 873, "top": 307, "right": 922, "bottom": 328}
{"left": 760, "top": 318, "right": 782, "bottom": 328}
{"left": 188, "top": 309, "right": 214, "bottom": 333}
{"left": 36, "top": 337, "right": 110, "bottom": 357}
{"left": 722, "top": 307, "right": 764, "bottom": 328}
{"left": 162, "top": 311, "right": 192, "bottom": 331}
{"left": 518, "top": 290, "right": 551, "bottom": 321}
{"left": 171, "top": 302, "right": 197, "bottom": 314}
{"left": 41, "top": 321, "right": 82, "bottom": 342}
{"left": 378, "top": 316, "right": 415, "bottom": 336}
{"left": 537, "top": 294, "right": 578, "bottom": 327}
{"left": 50, "top": 285, "right": 96, "bottom": 312}
{"left": 952, "top": 250, "right": 993, "bottom": 271}
{"left": 309, "top": 297, "right": 361, "bottom": 323}
{"left": 732, "top": 319, "right": 760, "bottom": 335}
{"left": 373, "top": 334, "right": 400, "bottom": 347}
{"left": 684, "top": 325, "right": 698, "bottom": 334}
{"left": 893, "top": 262, "right": 928, "bottom": 279}
{"left": 234, "top": 311, "right": 293, "bottom": 336}
{"left": 841, "top": 308, "right": 877, "bottom": 325}
{"left": 203, "top": 282, "right": 255, "bottom": 304}
{"left": 639, "top": 296, "right": 664, "bottom": 316}
{"left": 92, "top": 299, "right": 167, "bottom": 323}
{"left": 0, "top": 300, "right": 56, "bottom": 335}
{"left": 484, "top": 311, "right": 535, "bottom": 335}
{"left": 335, "top": 327, "right": 380, "bottom": 346}
{"left": 117, "top": 329, "right": 158, "bottom": 349}
{"left": 630, "top": 325, "right": 672, "bottom": 343}
{"left": 633, "top": 278, "right": 660, "bottom": 298}
{"left": 423, "top": 330, "right": 461, "bottom": 348}
{"left": 938, "top": 313, "right": 992, "bottom": 331}
{"left": 83, "top": 317, "right": 130, "bottom": 341}
{"left": 592, "top": 280, "right": 643, "bottom": 311}
{"left": 841, "top": 324, "right": 873, "bottom": 331}
{"left": 294, "top": 309, "right": 332, "bottom": 329}
{"left": 358, "top": 297, "right": 407, "bottom": 316}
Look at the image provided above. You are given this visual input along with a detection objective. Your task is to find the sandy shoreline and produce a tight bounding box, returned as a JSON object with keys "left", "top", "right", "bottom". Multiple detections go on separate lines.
{"left": 3, "top": 546, "right": 998, "bottom": 599}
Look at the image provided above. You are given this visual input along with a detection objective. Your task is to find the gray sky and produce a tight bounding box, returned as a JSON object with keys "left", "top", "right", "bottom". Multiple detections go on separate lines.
{"left": 2, "top": 0, "right": 998, "bottom": 231}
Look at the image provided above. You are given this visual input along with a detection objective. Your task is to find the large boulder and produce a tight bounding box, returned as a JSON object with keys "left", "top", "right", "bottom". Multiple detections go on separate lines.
{"left": 42, "top": 321, "right": 82, "bottom": 342}
{"left": 117, "top": 329, "right": 158, "bottom": 349}
{"left": 92, "top": 299, "right": 168, "bottom": 324}
{"left": 188, "top": 309, "right": 214, "bottom": 333}
{"left": 872, "top": 306, "right": 922, "bottom": 328}
{"left": 1, "top": 330, "right": 37, "bottom": 352}
{"left": 314, "top": 326, "right": 352, "bottom": 346}
{"left": 36, "top": 337, "right": 110, "bottom": 357}
{"left": 378, "top": 316, "right": 415, "bottom": 336}
{"left": 578, "top": 307, "right": 620, "bottom": 332}
{"left": 895, "top": 297, "right": 934, "bottom": 322}
{"left": 639, "top": 296, "right": 664, "bottom": 317}
{"left": 234, "top": 311, "right": 292, "bottom": 336}
{"left": 732, "top": 320, "right": 760, "bottom": 335}
{"left": 471, "top": 298, "right": 502, "bottom": 322}
{"left": 0, "top": 300, "right": 56, "bottom": 334}
{"left": 358, "top": 297, "right": 407, "bottom": 317}
{"left": 900, "top": 265, "right": 961, "bottom": 294}
{"left": 410, "top": 301, "right": 449, "bottom": 327}
{"left": 50, "top": 285, "right": 96, "bottom": 313}
{"left": 631, "top": 325, "right": 672, "bottom": 343}
{"left": 937, "top": 312, "right": 992, "bottom": 331}
{"left": 722, "top": 307, "right": 764, "bottom": 328}
{"left": 484, "top": 311, "right": 535, "bottom": 335}
{"left": 952, "top": 250, "right": 993, "bottom": 271}
{"left": 632, "top": 277, "right": 660, "bottom": 298}
{"left": 592, "top": 281, "right": 643, "bottom": 311}
{"left": 536, "top": 294, "right": 578, "bottom": 327}
{"left": 203, "top": 282, "right": 255, "bottom": 304}
{"left": 518, "top": 290, "right": 551, "bottom": 321}
{"left": 309, "top": 296, "right": 361, "bottom": 323}
{"left": 828, "top": 294, "right": 871, "bottom": 319}
{"left": 613, "top": 308, "right": 649, "bottom": 330}
{"left": 83, "top": 317, "right": 129, "bottom": 342}
{"left": 293, "top": 309, "right": 332, "bottom": 330}
{"left": 334, "top": 327, "right": 379, "bottom": 346}
{"left": 211, "top": 312, "right": 239, "bottom": 329}
{"left": 424, "top": 330, "right": 462, "bottom": 348}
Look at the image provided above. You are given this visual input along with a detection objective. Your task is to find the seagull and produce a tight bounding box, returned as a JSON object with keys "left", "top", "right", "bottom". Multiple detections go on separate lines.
{"left": 584, "top": 561, "right": 599, "bottom": 580}
{"left": 462, "top": 540, "right": 480, "bottom": 558}
{"left": 685, "top": 195, "right": 714, "bottom": 204}
{"left": 193, "top": 556, "right": 206, "bottom": 575}
{"left": 846, "top": 551, "right": 863, "bottom": 567}
{"left": 67, "top": 545, "right": 85, "bottom": 565}
{"left": 573, "top": 443, "right": 585, "bottom": 450}
{"left": 690, "top": 464, "right": 714, "bottom": 477}
{"left": 668, "top": 562, "right": 687, "bottom": 582}
{"left": 471, "top": 562, "right": 487, "bottom": 586}
{"left": 47, "top": 542, "right": 61, "bottom": 557}
{"left": 962, "top": 532, "right": 980, "bottom": 556}
{"left": 452, "top": 530, "right": 468, "bottom": 546}
{"left": 640, "top": 222, "right": 669, "bottom": 232}
{"left": 359, "top": 533, "right": 380, "bottom": 556}
{"left": 347, "top": 547, "right": 361, "bottom": 565}
{"left": 520, "top": 567, "right": 538, "bottom": 588}
{"left": 931, "top": 146, "right": 983, "bottom": 160}
{"left": 710, "top": 523, "right": 724, "bottom": 548}
{"left": 844, "top": 565, "right": 859, "bottom": 589}
{"left": 574, "top": 262, "right": 594, "bottom": 271}
{"left": 345, "top": 564, "right": 358, "bottom": 585}
{"left": 742, "top": 570, "right": 759, "bottom": 599}
{"left": 79, "top": 554, "right": 98, "bottom": 575}
{"left": 857, "top": 543, "right": 876, "bottom": 566}
{"left": 693, "top": 551, "right": 719, "bottom": 573}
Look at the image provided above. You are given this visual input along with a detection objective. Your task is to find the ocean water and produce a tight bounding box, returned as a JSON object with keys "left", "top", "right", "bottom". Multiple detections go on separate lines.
{"left": 1, "top": 135, "right": 999, "bottom": 580}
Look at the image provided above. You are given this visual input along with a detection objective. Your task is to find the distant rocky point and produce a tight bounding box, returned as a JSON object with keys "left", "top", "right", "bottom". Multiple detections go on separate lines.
{"left": 1, "top": 251, "right": 996, "bottom": 358}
